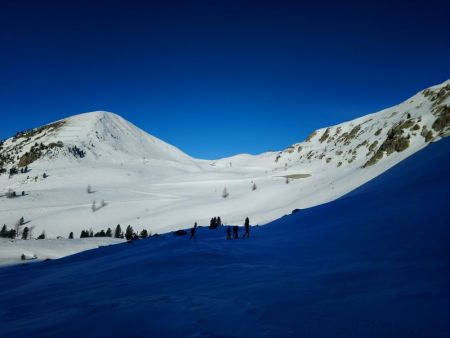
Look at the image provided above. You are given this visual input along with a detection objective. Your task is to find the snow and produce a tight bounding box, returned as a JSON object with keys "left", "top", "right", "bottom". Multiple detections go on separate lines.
{"left": 0, "top": 134, "right": 448, "bottom": 337}
{"left": 0, "top": 238, "right": 125, "bottom": 266}
{"left": 0, "top": 79, "right": 449, "bottom": 263}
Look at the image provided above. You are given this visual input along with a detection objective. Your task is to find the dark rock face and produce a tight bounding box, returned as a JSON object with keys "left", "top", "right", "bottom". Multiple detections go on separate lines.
{"left": 319, "top": 128, "right": 330, "bottom": 143}
{"left": 363, "top": 121, "right": 412, "bottom": 168}
{"left": 432, "top": 104, "right": 450, "bottom": 135}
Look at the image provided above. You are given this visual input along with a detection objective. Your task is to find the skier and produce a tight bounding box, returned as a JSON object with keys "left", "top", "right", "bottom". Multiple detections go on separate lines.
{"left": 190, "top": 222, "right": 198, "bottom": 240}
{"left": 226, "top": 226, "right": 232, "bottom": 240}
{"left": 242, "top": 217, "right": 250, "bottom": 238}
{"left": 233, "top": 225, "right": 239, "bottom": 239}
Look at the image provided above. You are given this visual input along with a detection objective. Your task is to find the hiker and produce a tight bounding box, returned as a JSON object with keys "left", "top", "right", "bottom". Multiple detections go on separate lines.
{"left": 233, "top": 225, "right": 239, "bottom": 239}
{"left": 242, "top": 217, "right": 250, "bottom": 238}
{"left": 226, "top": 226, "right": 232, "bottom": 240}
{"left": 190, "top": 222, "right": 198, "bottom": 240}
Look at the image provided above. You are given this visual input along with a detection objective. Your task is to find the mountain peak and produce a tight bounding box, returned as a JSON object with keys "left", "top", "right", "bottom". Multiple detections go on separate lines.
{"left": 0, "top": 80, "right": 449, "bottom": 238}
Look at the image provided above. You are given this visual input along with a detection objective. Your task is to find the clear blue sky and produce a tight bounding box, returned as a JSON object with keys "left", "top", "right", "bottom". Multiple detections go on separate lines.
{"left": 1, "top": 0, "right": 449, "bottom": 159}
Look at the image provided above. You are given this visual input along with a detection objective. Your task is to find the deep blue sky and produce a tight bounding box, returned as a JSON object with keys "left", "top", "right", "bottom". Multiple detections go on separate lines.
{"left": 1, "top": 0, "right": 449, "bottom": 159}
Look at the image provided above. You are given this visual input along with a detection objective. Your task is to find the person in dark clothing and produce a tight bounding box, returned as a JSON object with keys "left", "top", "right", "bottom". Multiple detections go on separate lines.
{"left": 233, "top": 225, "right": 239, "bottom": 239}
{"left": 226, "top": 226, "right": 232, "bottom": 240}
{"left": 242, "top": 217, "right": 250, "bottom": 238}
{"left": 190, "top": 222, "right": 198, "bottom": 240}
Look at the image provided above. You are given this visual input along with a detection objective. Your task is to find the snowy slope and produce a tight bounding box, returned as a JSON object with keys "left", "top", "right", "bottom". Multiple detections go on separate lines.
{"left": 0, "top": 136, "right": 448, "bottom": 338}
{"left": 0, "top": 237, "right": 125, "bottom": 266}
{"left": 0, "top": 80, "right": 449, "bottom": 242}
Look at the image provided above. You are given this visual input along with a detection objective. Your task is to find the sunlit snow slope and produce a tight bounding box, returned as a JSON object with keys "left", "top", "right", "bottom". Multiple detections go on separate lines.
{"left": 0, "top": 132, "right": 448, "bottom": 338}
{"left": 0, "top": 80, "right": 449, "bottom": 238}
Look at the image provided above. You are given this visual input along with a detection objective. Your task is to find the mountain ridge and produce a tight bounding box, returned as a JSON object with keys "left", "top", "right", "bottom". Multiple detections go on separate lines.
{"left": 0, "top": 79, "right": 449, "bottom": 238}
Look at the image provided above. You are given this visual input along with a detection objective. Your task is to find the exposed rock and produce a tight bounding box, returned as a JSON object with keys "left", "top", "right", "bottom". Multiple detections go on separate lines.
{"left": 421, "top": 126, "right": 434, "bottom": 142}
{"left": 305, "top": 131, "right": 317, "bottom": 142}
{"left": 286, "top": 146, "right": 295, "bottom": 153}
{"left": 363, "top": 121, "right": 411, "bottom": 167}
{"left": 337, "top": 124, "right": 361, "bottom": 145}
{"left": 319, "top": 128, "right": 331, "bottom": 143}
{"left": 368, "top": 140, "right": 378, "bottom": 152}
{"left": 18, "top": 151, "right": 41, "bottom": 167}
{"left": 432, "top": 105, "right": 450, "bottom": 135}
{"left": 13, "top": 121, "right": 65, "bottom": 141}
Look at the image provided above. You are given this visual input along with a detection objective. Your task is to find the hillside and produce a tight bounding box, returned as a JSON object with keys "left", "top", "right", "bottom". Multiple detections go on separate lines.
{"left": 0, "top": 133, "right": 448, "bottom": 337}
{"left": 0, "top": 80, "right": 449, "bottom": 239}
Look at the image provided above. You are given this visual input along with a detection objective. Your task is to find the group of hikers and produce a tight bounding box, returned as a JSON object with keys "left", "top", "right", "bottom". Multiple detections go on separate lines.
{"left": 189, "top": 217, "right": 251, "bottom": 240}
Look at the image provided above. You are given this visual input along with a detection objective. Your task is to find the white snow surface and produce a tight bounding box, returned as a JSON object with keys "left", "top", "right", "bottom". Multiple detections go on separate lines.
{"left": 0, "top": 238, "right": 125, "bottom": 266}
{"left": 0, "top": 79, "right": 449, "bottom": 263}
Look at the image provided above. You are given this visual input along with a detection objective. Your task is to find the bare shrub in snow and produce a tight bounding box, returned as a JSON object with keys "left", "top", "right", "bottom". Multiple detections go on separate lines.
{"left": 222, "top": 187, "right": 229, "bottom": 198}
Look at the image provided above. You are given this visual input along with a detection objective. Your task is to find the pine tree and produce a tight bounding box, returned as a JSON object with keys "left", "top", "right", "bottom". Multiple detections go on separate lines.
{"left": 140, "top": 229, "right": 148, "bottom": 238}
{"left": 114, "top": 224, "right": 123, "bottom": 238}
{"left": 106, "top": 228, "right": 112, "bottom": 237}
{"left": 252, "top": 182, "right": 257, "bottom": 191}
{"left": 125, "top": 225, "right": 134, "bottom": 240}
{"left": 8, "top": 229, "right": 17, "bottom": 239}
{"left": 22, "top": 227, "right": 29, "bottom": 240}
{"left": 0, "top": 224, "right": 7, "bottom": 238}
{"left": 37, "top": 231, "right": 45, "bottom": 239}
{"left": 217, "top": 217, "right": 222, "bottom": 227}
{"left": 14, "top": 218, "right": 23, "bottom": 238}
{"left": 69, "top": 232, "right": 74, "bottom": 239}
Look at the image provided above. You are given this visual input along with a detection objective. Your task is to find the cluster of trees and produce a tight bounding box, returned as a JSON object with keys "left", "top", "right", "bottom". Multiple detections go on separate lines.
{"left": 6, "top": 166, "right": 30, "bottom": 178}
{"left": 5, "top": 189, "right": 26, "bottom": 198}
{"left": 9, "top": 167, "right": 18, "bottom": 176}
{"left": 209, "top": 217, "right": 222, "bottom": 229}
{"left": 122, "top": 225, "right": 149, "bottom": 240}
{"left": 0, "top": 224, "right": 17, "bottom": 238}
{"left": 68, "top": 146, "right": 85, "bottom": 159}
{"left": 0, "top": 220, "right": 45, "bottom": 240}
{"left": 78, "top": 224, "right": 150, "bottom": 240}
{"left": 79, "top": 228, "right": 113, "bottom": 238}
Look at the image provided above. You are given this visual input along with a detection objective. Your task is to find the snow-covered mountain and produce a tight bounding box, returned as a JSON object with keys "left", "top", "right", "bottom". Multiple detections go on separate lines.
{"left": 1, "top": 135, "right": 449, "bottom": 337}
{"left": 0, "top": 79, "right": 449, "bottom": 239}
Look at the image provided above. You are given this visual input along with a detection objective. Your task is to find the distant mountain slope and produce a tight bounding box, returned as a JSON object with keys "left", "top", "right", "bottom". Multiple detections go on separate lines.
{"left": 0, "top": 80, "right": 448, "bottom": 238}
{"left": 0, "top": 132, "right": 448, "bottom": 338}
